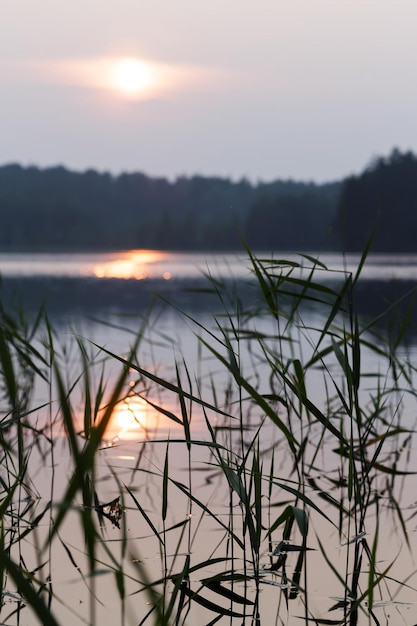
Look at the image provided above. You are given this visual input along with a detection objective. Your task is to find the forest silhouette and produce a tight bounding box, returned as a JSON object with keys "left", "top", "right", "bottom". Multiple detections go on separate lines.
{"left": 0, "top": 149, "right": 416, "bottom": 252}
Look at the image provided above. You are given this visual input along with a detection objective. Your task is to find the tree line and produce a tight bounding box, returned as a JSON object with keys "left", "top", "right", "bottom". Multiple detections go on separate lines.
{"left": 0, "top": 149, "right": 416, "bottom": 252}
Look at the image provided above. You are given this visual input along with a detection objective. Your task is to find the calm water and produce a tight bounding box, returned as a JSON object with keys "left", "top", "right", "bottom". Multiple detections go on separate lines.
{"left": 2, "top": 250, "right": 417, "bottom": 625}
{"left": 2, "top": 249, "right": 417, "bottom": 326}
{"left": 1, "top": 249, "right": 417, "bottom": 281}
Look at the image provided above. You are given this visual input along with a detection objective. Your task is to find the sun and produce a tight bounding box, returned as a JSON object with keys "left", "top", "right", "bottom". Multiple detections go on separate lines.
{"left": 111, "top": 57, "right": 152, "bottom": 97}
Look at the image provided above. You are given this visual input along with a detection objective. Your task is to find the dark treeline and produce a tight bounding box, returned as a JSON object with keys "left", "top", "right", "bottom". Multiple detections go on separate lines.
{"left": 336, "top": 149, "right": 417, "bottom": 252}
{"left": 0, "top": 164, "right": 340, "bottom": 251}
{"left": 0, "top": 149, "right": 416, "bottom": 252}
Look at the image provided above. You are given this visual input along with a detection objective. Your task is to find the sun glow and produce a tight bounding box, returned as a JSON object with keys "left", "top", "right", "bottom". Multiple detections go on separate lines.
{"left": 111, "top": 396, "right": 153, "bottom": 441}
{"left": 111, "top": 58, "right": 152, "bottom": 97}
{"left": 5, "top": 56, "right": 228, "bottom": 103}
{"left": 93, "top": 250, "right": 170, "bottom": 280}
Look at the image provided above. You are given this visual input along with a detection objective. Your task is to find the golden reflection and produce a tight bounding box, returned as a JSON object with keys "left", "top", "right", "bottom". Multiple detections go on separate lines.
{"left": 107, "top": 393, "right": 184, "bottom": 442}
{"left": 93, "top": 250, "right": 170, "bottom": 280}
{"left": 109, "top": 396, "right": 154, "bottom": 441}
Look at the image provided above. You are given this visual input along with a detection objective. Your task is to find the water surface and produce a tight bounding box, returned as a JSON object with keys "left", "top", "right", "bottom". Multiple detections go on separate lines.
{"left": 1, "top": 249, "right": 417, "bottom": 281}
{"left": 2, "top": 250, "right": 417, "bottom": 625}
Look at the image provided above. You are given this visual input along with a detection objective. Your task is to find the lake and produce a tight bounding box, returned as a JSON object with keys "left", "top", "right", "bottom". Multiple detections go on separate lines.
{"left": 1, "top": 249, "right": 417, "bottom": 321}
{"left": 2, "top": 249, "right": 417, "bottom": 281}
{"left": 1, "top": 250, "right": 417, "bottom": 625}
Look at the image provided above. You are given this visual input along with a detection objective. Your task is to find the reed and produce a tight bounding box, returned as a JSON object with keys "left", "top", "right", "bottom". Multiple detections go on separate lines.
{"left": 0, "top": 247, "right": 416, "bottom": 625}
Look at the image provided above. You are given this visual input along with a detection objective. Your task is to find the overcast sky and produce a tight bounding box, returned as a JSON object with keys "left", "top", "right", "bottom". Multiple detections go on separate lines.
{"left": 1, "top": 1, "right": 417, "bottom": 183}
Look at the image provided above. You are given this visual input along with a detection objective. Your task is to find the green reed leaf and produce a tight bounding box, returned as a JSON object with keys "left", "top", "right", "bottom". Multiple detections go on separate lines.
{"left": 176, "top": 362, "right": 191, "bottom": 449}
{"left": 202, "top": 579, "right": 255, "bottom": 605}
{"left": 162, "top": 442, "right": 169, "bottom": 522}
{"left": 125, "top": 483, "right": 164, "bottom": 545}
{"left": 174, "top": 582, "right": 246, "bottom": 618}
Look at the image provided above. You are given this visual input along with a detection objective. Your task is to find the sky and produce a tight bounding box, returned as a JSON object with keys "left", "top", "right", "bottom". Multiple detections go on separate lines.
{"left": 1, "top": 1, "right": 417, "bottom": 183}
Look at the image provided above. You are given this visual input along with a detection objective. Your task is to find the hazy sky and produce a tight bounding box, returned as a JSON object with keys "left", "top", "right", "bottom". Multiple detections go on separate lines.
{"left": 1, "top": 1, "right": 417, "bottom": 182}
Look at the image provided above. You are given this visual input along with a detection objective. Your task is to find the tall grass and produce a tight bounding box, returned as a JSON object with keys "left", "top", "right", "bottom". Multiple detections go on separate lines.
{"left": 0, "top": 248, "right": 416, "bottom": 625}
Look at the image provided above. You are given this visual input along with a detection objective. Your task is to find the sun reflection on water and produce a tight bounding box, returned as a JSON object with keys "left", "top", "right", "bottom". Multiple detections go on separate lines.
{"left": 109, "top": 396, "right": 154, "bottom": 442}
{"left": 93, "top": 250, "right": 171, "bottom": 280}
